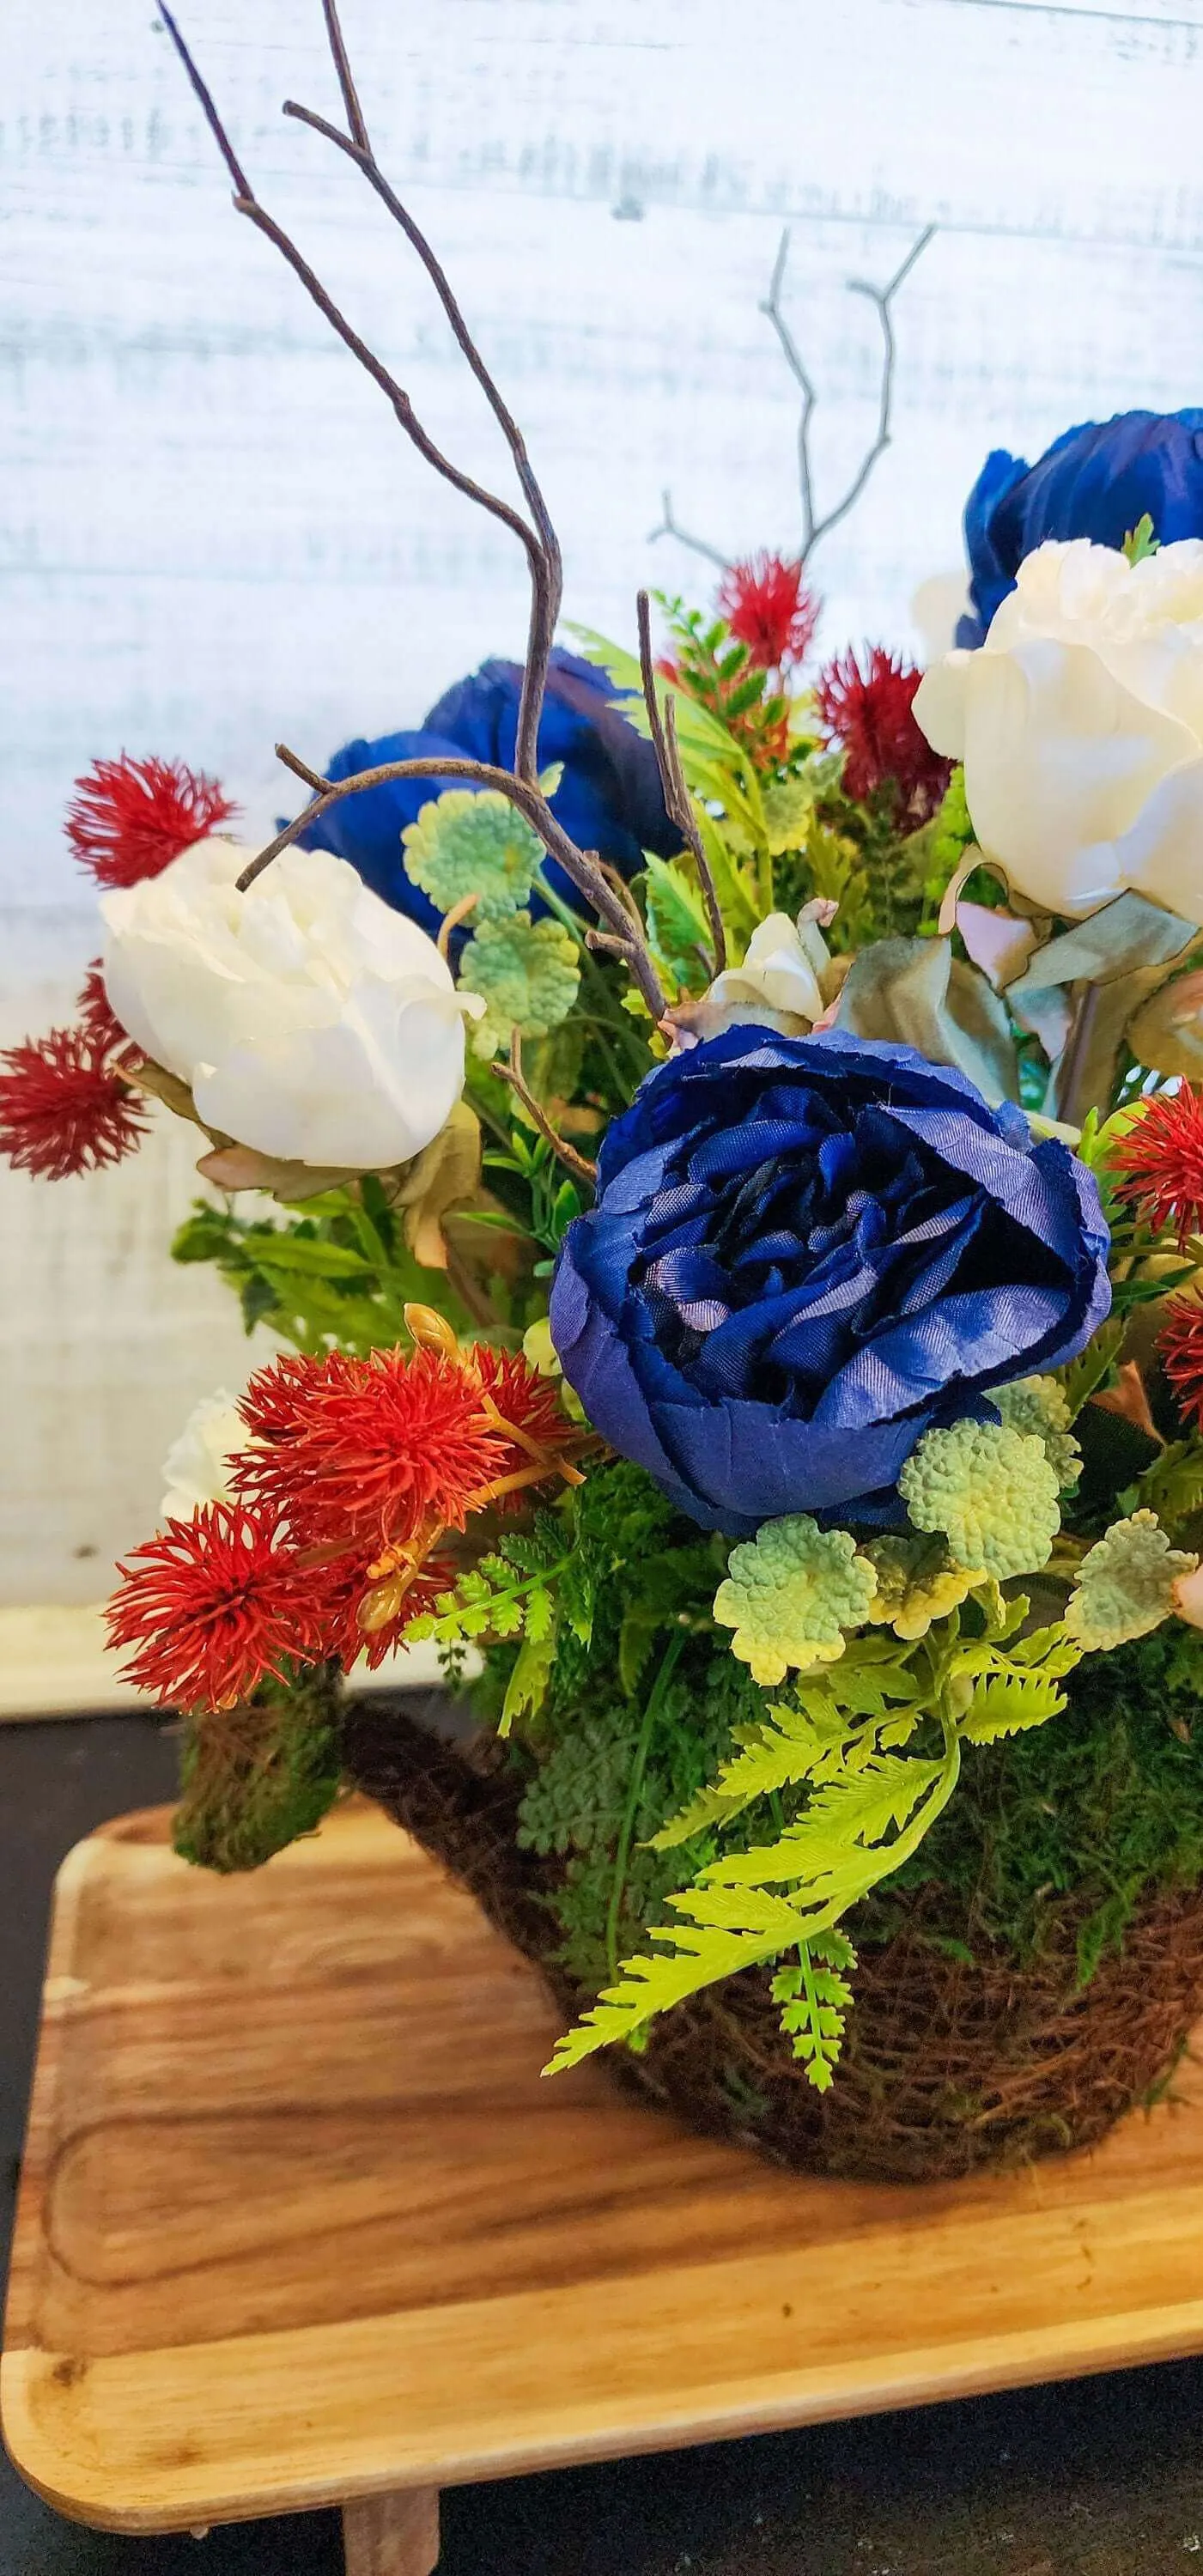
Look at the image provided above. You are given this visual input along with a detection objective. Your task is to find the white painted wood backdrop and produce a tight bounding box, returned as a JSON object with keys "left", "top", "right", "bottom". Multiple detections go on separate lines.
{"left": 4, "top": 0, "right": 1203, "bottom": 1606}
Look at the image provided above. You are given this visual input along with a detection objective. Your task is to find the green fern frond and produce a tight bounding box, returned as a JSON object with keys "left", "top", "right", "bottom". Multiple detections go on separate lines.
{"left": 543, "top": 1903, "right": 799, "bottom": 2073}
{"left": 1133, "top": 1440, "right": 1203, "bottom": 1534}
{"left": 1055, "top": 1319, "right": 1124, "bottom": 1423}
{"left": 546, "top": 1726, "right": 961, "bottom": 2075}
{"left": 700, "top": 1751, "right": 946, "bottom": 1889}
{"left": 959, "top": 1665, "right": 1072, "bottom": 1744}
{"left": 772, "top": 1930, "right": 858, "bottom": 2092}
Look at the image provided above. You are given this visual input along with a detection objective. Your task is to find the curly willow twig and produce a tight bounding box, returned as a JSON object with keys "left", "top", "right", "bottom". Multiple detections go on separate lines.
{"left": 158, "top": 1, "right": 681, "bottom": 1025}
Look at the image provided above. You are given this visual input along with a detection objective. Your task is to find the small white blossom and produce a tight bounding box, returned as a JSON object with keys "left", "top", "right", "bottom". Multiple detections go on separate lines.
{"left": 161, "top": 1389, "right": 250, "bottom": 1524}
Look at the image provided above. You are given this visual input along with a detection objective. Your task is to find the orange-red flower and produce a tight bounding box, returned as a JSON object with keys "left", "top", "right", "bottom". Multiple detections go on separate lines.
{"left": 234, "top": 1346, "right": 507, "bottom": 1549}
{"left": 815, "top": 645, "right": 952, "bottom": 820}
{"left": 106, "top": 1503, "right": 328, "bottom": 1710}
{"left": 718, "top": 555, "right": 819, "bottom": 672}
{"left": 234, "top": 1342, "right": 577, "bottom": 1554}
{"left": 310, "top": 1546, "right": 458, "bottom": 1671}
{"left": 0, "top": 1024, "right": 149, "bottom": 1180}
{"left": 66, "top": 753, "right": 235, "bottom": 890}
{"left": 1110, "top": 1090, "right": 1203, "bottom": 1247}
{"left": 1159, "top": 1292, "right": 1203, "bottom": 1428}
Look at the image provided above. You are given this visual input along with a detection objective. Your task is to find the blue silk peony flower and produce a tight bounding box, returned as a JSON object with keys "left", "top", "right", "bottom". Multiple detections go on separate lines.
{"left": 957, "top": 410, "right": 1203, "bottom": 647}
{"left": 549, "top": 1029, "right": 1110, "bottom": 1535}
{"left": 295, "top": 649, "right": 675, "bottom": 925}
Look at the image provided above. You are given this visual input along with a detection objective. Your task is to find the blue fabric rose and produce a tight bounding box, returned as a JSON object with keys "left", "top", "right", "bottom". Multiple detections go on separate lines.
{"left": 295, "top": 648, "right": 674, "bottom": 924}
{"left": 958, "top": 409, "right": 1203, "bottom": 647}
{"left": 550, "top": 1030, "right": 1110, "bottom": 1534}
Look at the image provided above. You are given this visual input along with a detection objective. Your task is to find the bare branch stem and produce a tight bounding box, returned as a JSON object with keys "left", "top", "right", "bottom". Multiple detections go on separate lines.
{"left": 759, "top": 228, "right": 819, "bottom": 553}
{"left": 646, "top": 489, "right": 730, "bottom": 571}
{"left": 319, "top": 0, "right": 371, "bottom": 151}
{"left": 492, "top": 1032, "right": 598, "bottom": 1188}
{"left": 761, "top": 222, "right": 935, "bottom": 564}
{"left": 234, "top": 194, "right": 541, "bottom": 574}
{"left": 159, "top": 6, "right": 254, "bottom": 197}
{"left": 635, "top": 590, "right": 726, "bottom": 973}
{"left": 283, "top": 52, "right": 562, "bottom": 779}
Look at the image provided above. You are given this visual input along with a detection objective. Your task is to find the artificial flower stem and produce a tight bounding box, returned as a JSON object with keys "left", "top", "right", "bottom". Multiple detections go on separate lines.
{"left": 605, "top": 1627, "right": 688, "bottom": 1984}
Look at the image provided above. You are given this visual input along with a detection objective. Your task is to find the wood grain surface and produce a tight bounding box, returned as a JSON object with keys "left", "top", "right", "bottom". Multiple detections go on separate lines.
{"left": 6, "top": 1797, "right": 1203, "bottom": 2537}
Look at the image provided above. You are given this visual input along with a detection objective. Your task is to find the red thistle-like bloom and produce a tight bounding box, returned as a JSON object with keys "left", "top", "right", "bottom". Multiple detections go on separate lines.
{"left": 307, "top": 1546, "right": 458, "bottom": 1673}
{"left": 107, "top": 1504, "right": 325, "bottom": 1710}
{"left": 234, "top": 1346, "right": 507, "bottom": 1550}
{"left": 718, "top": 554, "right": 820, "bottom": 672}
{"left": 1110, "top": 1090, "right": 1203, "bottom": 1246}
{"left": 1159, "top": 1294, "right": 1203, "bottom": 1429}
{"left": 0, "top": 1025, "right": 149, "bottom": 1180}
{"left": 814, "top": 646, "right": 952, "bottom": 820}
{"left": 66, "top": 754, "right": 235, "bottom": 890}
{"left": 474, "top": 1346, "right": 575, "bottom": 1471}
{"left": 75, "top": 962, "right": 132, "bottom": 1057}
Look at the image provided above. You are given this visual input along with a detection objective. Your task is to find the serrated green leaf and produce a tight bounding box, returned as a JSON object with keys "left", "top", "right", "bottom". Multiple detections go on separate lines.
{"left": 403, "top": 787, "right": 542, "bottom": 921}
{"left": 959, "top": 1665, "right": 1070, "bottom": 1743}
{"left": 459, "top": 912, "right": 581, "bottom": 1060}
{"left": 1055, "top": 1319, "right": 1125, "bottom": 1423}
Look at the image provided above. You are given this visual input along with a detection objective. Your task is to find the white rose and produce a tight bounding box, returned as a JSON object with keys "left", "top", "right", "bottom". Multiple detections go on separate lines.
{"left": 161, "top": 1388, "right": 249, "bottom": 1522}
{"left": 101, "top": 838, "right": 483, "bottom": 1170}
{"left": 914, "top": 538, "right": 1203, "bottom": 921}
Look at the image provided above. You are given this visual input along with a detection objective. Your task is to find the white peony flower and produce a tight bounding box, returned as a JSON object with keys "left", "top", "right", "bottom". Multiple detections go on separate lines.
{"left": 161, "top": 1388, "right": 249, "bottom": 1522}
{"left": 101, "top": 837, "right": 483, "bottom": 1170}
{"left": 914, "top": 538, "right": 1203, "bottom": 921}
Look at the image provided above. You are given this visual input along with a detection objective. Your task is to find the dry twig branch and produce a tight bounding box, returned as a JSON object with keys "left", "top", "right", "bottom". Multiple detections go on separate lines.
{"left": 492, "top": 1033, "right": 598, "bottom": 1188}
{"left": 160, "top": 3, "right": 669, "bottom": 1024}
{"left": 650, "top": 221, "right": 935, "bottom": 574}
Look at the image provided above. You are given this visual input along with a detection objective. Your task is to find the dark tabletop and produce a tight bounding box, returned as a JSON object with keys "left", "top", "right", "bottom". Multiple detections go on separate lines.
{"left": 3, "top": 1708, "right": 1203, "bottom": 2576}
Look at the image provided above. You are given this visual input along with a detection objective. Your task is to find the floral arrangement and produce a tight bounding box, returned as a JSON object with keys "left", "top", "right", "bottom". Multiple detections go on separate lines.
{"left": 13, "top": 9, "right": 1203, "bottom": 2154}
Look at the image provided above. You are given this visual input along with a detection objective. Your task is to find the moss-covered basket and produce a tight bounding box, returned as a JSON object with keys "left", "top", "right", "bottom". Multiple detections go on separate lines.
{"left": 344, "top": 1630, "right": 1203, "bottom": 2186}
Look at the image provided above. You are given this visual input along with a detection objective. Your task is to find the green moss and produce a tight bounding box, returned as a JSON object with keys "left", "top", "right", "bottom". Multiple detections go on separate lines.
{"left": 172, "top": 1662, "right": 343, "bottom": 1874}
{"left": 868, "top": 1624, "right": 1203, "bottom": 1976}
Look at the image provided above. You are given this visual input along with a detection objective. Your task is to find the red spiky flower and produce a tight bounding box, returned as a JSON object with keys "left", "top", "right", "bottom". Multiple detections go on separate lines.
{"left": 1110, "top": 1089, "right": 1203, "bottom": 1247}
{"left": 106, "top": 1503, "right": 328, "bottom": 1710}
{"left": 66, "top": 754, "right": 235, "bottom": 890}
{"left": 309, "top": 1546, "right": 458, "bottom": 1673}
{"left": 1159, "top": 1294, "right": 1203, "bottom": 1429}
{"left": 74, "top": 961, "right": 129, "bottom": 1052}
{"left": 814, "top": 646, "right": 952, "bottom": 820}
{"left": 234, "top": 1346, "right": 508, "bottom": 1551}
{"left": 0, "top": 1024, "right": 149, "bottom": 1180}
{"left": 718, "top": 554, "right": 819, "bottom": 672}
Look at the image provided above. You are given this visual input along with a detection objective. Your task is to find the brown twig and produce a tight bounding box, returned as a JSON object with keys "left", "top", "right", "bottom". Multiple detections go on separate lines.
{"left": 635, "top": 590, "right": 726, "bottom": 972}
{"left": 645, "top": 489, "right": 729, "bottom": 570}
{"left": 491, "top": 1032, "right": 598, "bottom": 1189}
{"left": 650, "top": 222, "right": 934, "bottom": 574}
{"left": 282, "top": 82, "right": 562, "bottom": 782}
{"left": 275, "top": 743, "right": 328, "bottom": 794}
{"left": 160, "top": 2, "right": 553, "bottom": 771}
{"left": 160, "top": 5, "right": 667, "bottom": 1024}
{"left": 762, "top": 222, "right": 935, "bottom": 563}
{"left": 319, "top": 0, "right": 370, "bottom": 152}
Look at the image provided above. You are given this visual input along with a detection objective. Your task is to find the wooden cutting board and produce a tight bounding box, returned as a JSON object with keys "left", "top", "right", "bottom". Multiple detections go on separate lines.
{"left": 7, "top": 1796, "right": 1203, "bottom": 2545}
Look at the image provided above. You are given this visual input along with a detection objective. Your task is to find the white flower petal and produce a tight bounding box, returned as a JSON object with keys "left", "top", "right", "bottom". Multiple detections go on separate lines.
{"left": 101, "top": 837, "right": 472, "bottom": 1170}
